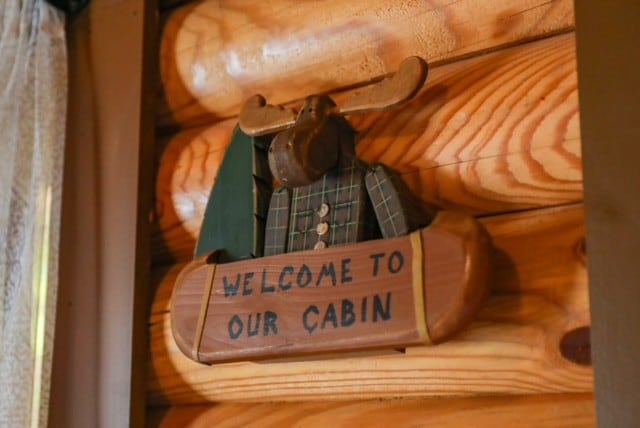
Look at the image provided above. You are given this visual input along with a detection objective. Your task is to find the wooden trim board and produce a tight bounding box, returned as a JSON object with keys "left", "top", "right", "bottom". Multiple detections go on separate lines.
{"left": 575, "top": 1, "right": 640, "bottom": 427}
{"left": 49, "top": 1, "right": 157, "bottom": 426}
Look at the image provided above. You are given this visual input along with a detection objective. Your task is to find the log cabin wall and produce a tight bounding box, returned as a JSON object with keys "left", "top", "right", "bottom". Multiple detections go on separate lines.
{"left": 148, "top": 0, "right": 595, "bottom": 425}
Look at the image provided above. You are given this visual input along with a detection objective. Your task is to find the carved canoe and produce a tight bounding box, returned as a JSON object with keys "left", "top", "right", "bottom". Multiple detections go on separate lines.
{"left": 171, "top": 210, "right": 492, "bottom": 364}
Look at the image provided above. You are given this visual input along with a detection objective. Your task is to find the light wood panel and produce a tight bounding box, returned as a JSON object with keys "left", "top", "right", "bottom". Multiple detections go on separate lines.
{"left": 148, "top": 204, "right": 591, "bottom": 404}
{"left": 158, "top": 0, "right": 574, "bottom": 128}
{"left": 51, "top": 1, "right": 156, "bottom": 427}
{"left": 153, "top": 34, "right": 581, "bottom": 264}
{"left": 148, "top": 393, "right": 595, "bottom": 427}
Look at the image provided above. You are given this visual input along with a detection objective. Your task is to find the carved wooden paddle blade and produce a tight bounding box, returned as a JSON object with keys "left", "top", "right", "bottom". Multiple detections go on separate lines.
{"left": 172, "top": 211, "right": 491, "bottom": 364}
{"left": 339, "top": 56, "right": 429, "bottom": 116}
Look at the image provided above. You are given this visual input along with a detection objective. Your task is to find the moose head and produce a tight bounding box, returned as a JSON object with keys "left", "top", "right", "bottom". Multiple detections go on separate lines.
{"left": 238, "top": 56, "right": 428, "bottom": 188}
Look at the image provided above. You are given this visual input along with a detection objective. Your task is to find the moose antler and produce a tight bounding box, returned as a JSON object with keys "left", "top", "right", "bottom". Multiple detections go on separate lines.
{"left": 238, "top": 56, "right": 428, "bottom": 136}
{"left": 239, "top": 95, "right": 297, "bottom": 136}
{"left": 338, "top": 56, "right": 428, "bottom": 115}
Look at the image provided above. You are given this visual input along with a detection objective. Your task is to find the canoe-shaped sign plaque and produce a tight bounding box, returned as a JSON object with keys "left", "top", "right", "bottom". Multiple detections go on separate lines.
{"left": 171, "top": 211, "right": 491, "bottom": 364}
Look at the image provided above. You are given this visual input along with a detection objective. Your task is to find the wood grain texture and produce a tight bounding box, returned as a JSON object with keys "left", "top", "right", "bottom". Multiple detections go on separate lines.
{"left": 158, "top": 0, "right": 574, "bottom": 128}
{"left": 153, "top": 34, "right": 581, "bottom": 264}
{"left": 148, "top": 393, "right": 595, "bottom": 427}
{"left": 148, "top": 204, "right": 591, "bottom": 404}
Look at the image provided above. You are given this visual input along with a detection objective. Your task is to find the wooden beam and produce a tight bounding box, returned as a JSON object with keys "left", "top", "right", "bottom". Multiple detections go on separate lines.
{"left": 158, "top": 0, "right": 574, "bottom": 129}
{"left": 49, "top": 1, "right": 156, "bottom": 426}
{"left": 153, "top": 34, "right": 581, "bottom": 264}
{"left": 147, "top": 393, "right": 595, "bottom": 427}
{"left": 148, "top": 204, "right": 591, "bottom": 404}
{"left": 575, "top": 2, "right": 640, "bottom": 427}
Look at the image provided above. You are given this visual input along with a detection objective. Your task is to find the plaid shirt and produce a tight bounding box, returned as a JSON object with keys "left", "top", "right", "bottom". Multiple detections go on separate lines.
{"left": 264, "top": 156, "right": 427, "bottom": 255}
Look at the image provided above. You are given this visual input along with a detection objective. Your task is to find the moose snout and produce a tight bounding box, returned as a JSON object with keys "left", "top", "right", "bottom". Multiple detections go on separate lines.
{"left": 268, "top": 121, "right": 340, "bottom": 188}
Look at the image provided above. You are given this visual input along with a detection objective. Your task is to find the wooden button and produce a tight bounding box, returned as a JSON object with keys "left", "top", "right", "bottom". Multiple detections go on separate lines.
{"left": 317, "top": 203, "right": 330, "bottom": 217}
{"left": 314, "top": 240, "right": 327, "bottom": 250}
{"left": 316, "top": 221, "right": 329, "bottom": 235}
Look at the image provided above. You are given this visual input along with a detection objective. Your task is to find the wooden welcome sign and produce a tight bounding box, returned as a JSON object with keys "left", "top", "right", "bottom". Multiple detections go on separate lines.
{"left": 171, "top": 57, "right": 492, "bottom": 364}
{"left": 171, "top": 211, "right": 491, "bottom": 364}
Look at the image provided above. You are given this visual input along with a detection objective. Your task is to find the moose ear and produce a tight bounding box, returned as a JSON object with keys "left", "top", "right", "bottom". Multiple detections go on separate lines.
{"left": 338, "top": 56, "right": 428, "bottom": 116}
{"left": 239, "top": 95, "right": 298, "bottom": 136}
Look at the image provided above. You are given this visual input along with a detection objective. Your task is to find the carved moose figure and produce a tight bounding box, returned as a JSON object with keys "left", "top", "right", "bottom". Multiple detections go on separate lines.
{"left": 173, "top": 56, "right": 493, "bottom": 364}
{"left": 238, "top": 56, "right": 432, "bottom": 256}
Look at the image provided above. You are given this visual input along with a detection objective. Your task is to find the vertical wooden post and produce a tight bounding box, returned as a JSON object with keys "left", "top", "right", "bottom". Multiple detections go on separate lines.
{"left": 49, "top": 1, "right": 156, "bottom": 427}
{"left": 575, "top": 2, "right": 640, "bottom": 427}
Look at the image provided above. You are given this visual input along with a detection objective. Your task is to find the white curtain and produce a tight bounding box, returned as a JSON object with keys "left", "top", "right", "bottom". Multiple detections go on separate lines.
{"left": 0, "top": 1, "right": 67, "bottom": 427}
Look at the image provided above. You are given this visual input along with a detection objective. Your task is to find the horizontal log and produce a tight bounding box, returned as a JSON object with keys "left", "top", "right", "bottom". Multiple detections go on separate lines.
{"left": 158, "top": 0, "right": 574, "bottom": 128}
{"left": 153, "top": 34, "right": 581, "bottom": 264}
{"left": 148, "top": 204, "right": 591, "bottom": 404}
{"left": 148, "top": 393, "right": 595, "bottom": 427}
{"left": 153, "top": 121, "right": 236, "bottom": 263}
